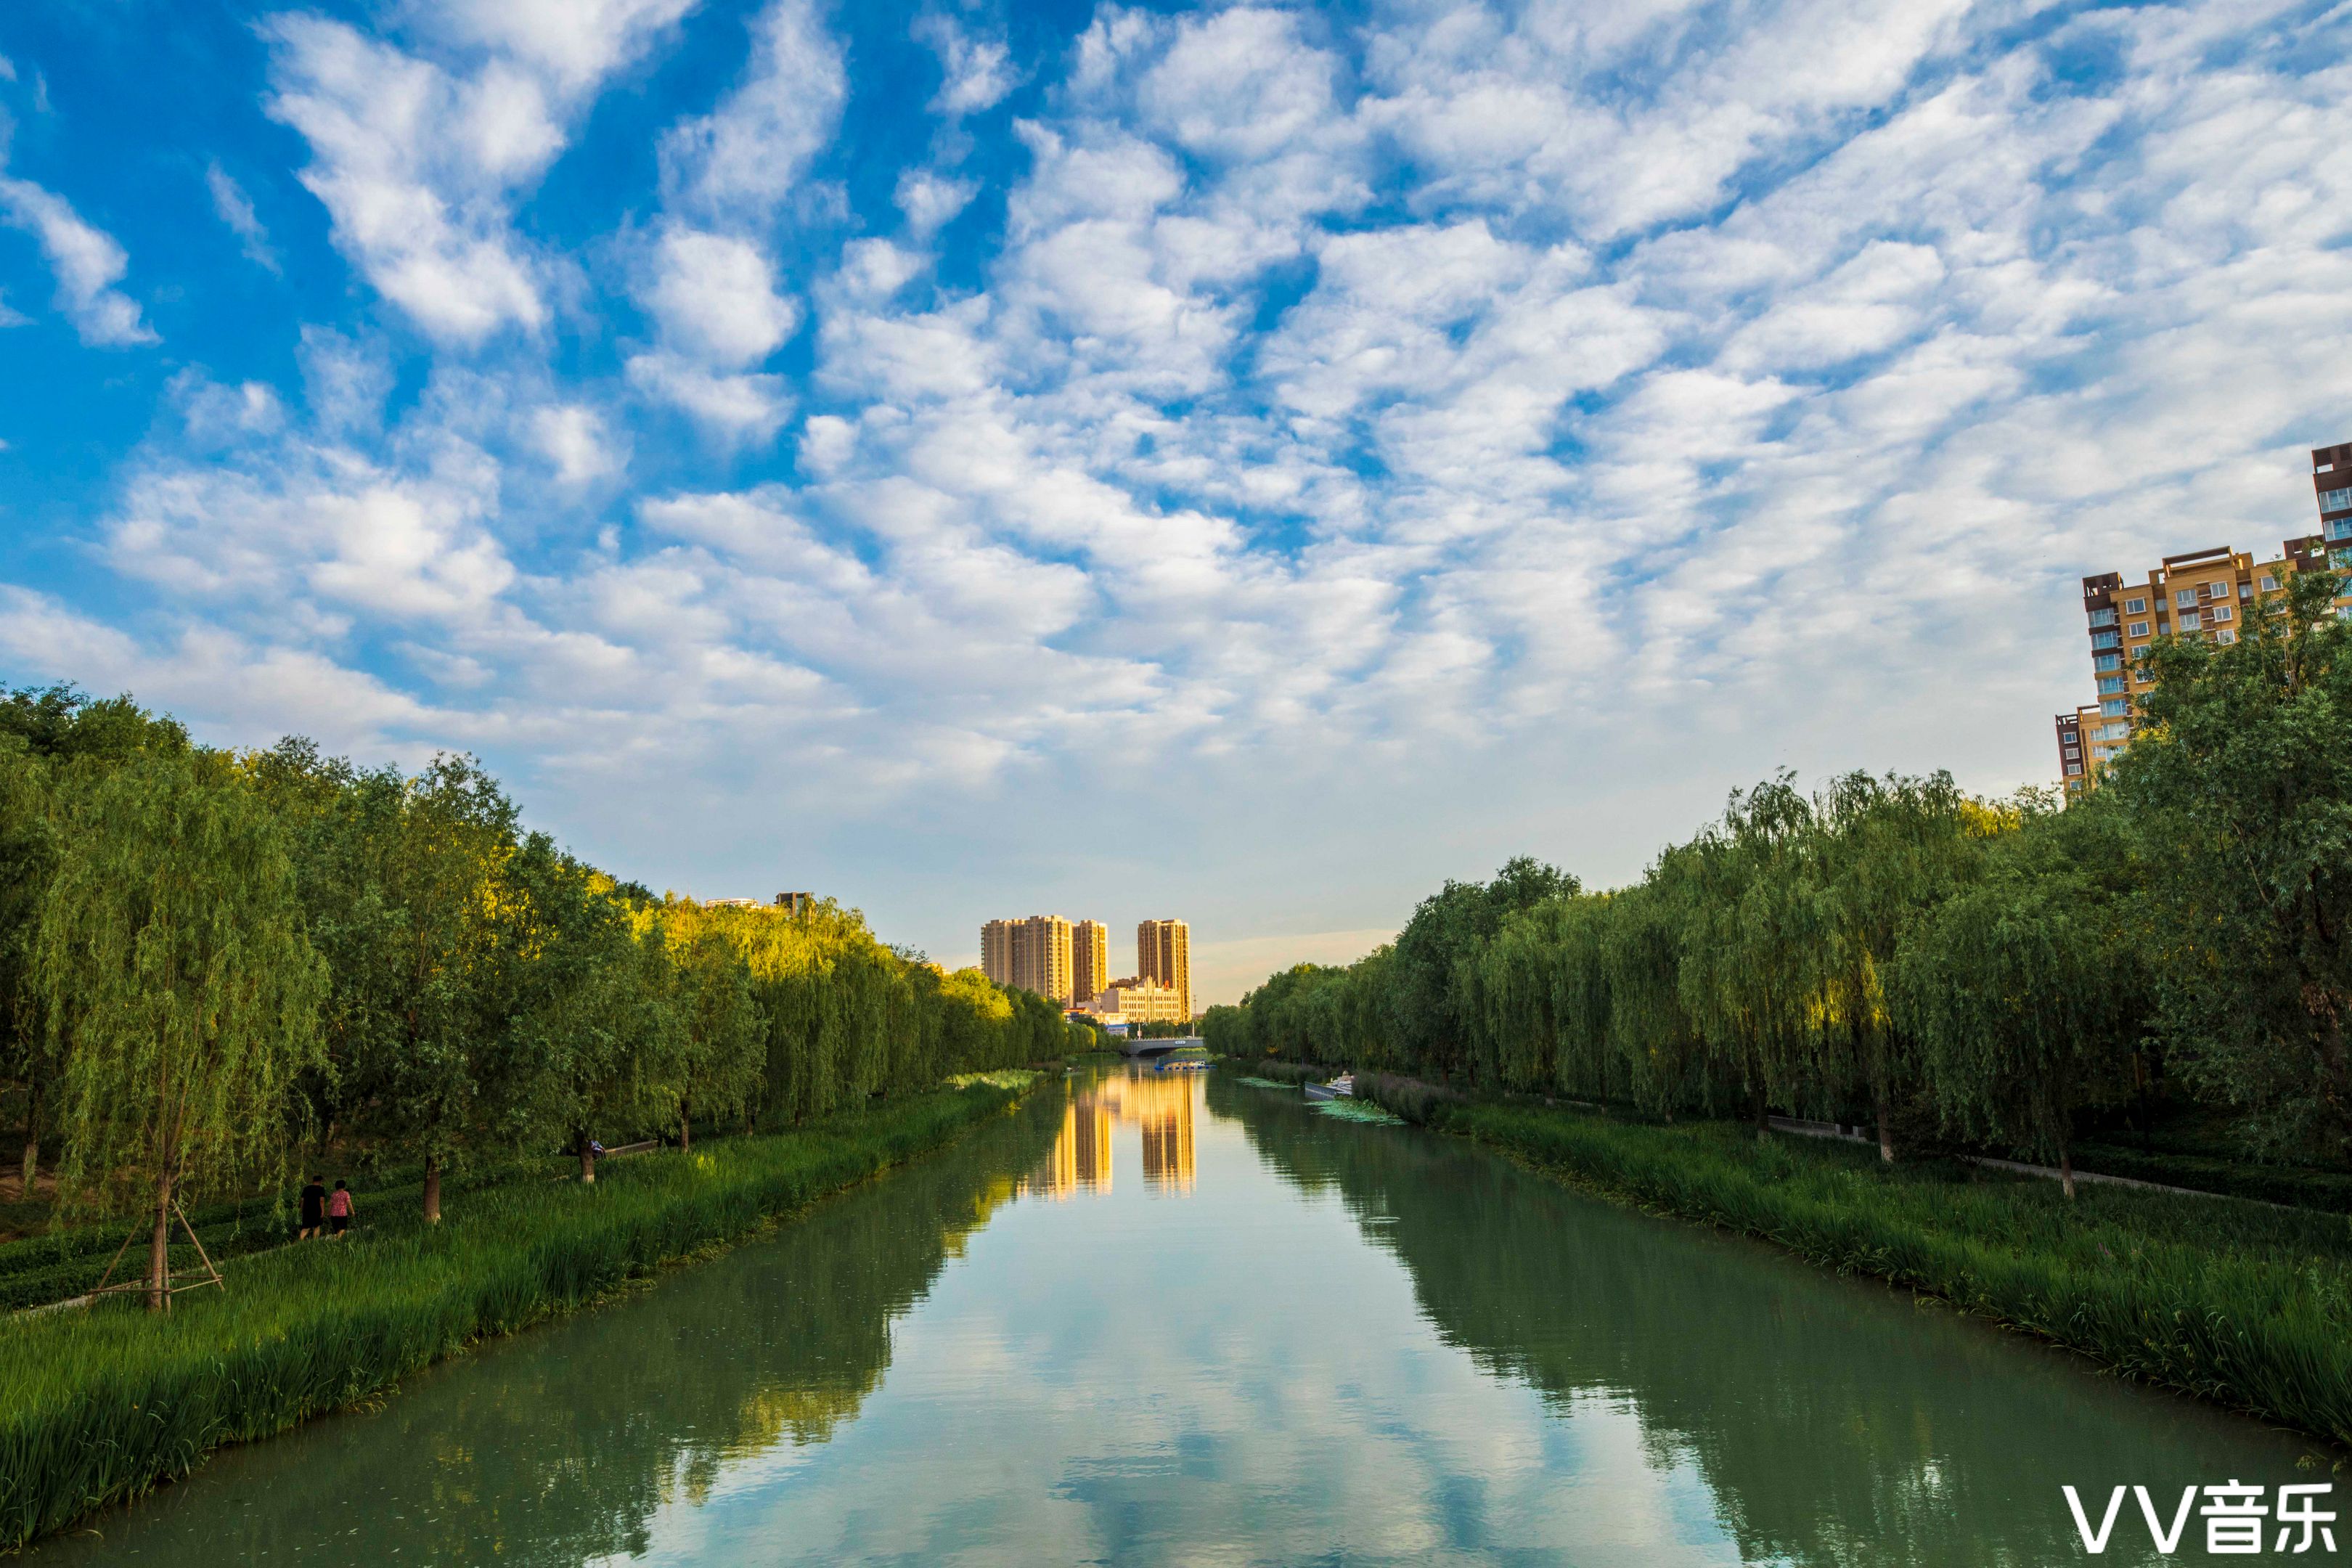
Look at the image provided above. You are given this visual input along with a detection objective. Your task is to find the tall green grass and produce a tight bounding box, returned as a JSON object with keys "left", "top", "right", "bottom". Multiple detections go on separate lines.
{"left": 0, "top": 1080, "right": 1033, "bottom": 1550}
{"left": 1432, "top": 1100, "right": 2352, "bottom": 1447}
{"left": 0, "top": 1153, "right": 565, "bottom": 1312}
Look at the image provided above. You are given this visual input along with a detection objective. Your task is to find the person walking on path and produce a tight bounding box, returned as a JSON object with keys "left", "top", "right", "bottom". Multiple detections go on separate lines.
{"left": 327, "top": 1179, "right": 354, "bottom": 1239}
{"left": 298, "top": 1175, "right": 327, "bottom": 1241}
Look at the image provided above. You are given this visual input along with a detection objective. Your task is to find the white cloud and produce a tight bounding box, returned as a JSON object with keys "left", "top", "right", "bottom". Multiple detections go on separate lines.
{"left": 660, "top": 0, "right": 845, "bottom": 224}
{"left": 106, "top": 432, "right": 514, "bottom": 624}
{"left": 422, "top": 0, "right": 698, "bottom": 95}
{"left": 625, "top": 353, "right": 793, "bottom": 442}
{"left": 896, "top": 168, "right": 975, "bottom": 240}
{"left": 205, "top": 163, "right": 280, "bottom": 274}
{"left": 264, "top": 0, "right": 695, "bottom": 343}
{"left": 914, "top": 11, "right": 1016, "bottom": 118}
{"left": 531, "top": 403, "right": 625, "bottom": 486}
{"left": 639, "top": 225, "right": 797, "bottom": 365}
{"left": 263, "top": 15, "right": 553, "bottom": 342}
{"left": 0, "top": 176, "right": 155, "bottom": 346}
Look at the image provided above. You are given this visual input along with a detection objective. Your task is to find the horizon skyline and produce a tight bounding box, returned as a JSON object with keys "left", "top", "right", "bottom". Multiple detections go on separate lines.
{"left": 0, "top": 0, "right": 2346, "bottom": 1010}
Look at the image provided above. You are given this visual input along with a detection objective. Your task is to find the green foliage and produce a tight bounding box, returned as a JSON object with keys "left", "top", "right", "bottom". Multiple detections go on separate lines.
{"left": 0, "top": 685, "right": 1061, "bottom": 1257}
{"left": 2116, "top": 568, "right": 2352, "bottom": 1160}
{"left": 1218, "top": 691, "right": 2352, "bottom": 1182}
{"left": 38, "top": 753, "right": 328, "bottom": 1226}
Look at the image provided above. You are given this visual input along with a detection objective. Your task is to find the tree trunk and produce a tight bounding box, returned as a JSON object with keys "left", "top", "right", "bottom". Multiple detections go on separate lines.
{"left": 18, "top": 1070, "right": 38, "bottom": 1195}
{"left": 577, "top": 1138, "right": 596, "bottom": 1184}
{"left": 1874, "top": 1088, "right": 1894, "bottom": 1165}
{"left": 148, "top": 1172, "right": 173, "bottom": 1312}
{"left": 2059, "top": 1144, "right": 2077, "bottom": 1202}
{"left": 422, "top": 1155, "right": 442, "bottom": 1225}
{"left": 1752, "top": 1082, "right": 1770, "bottom": 1138}
{"left": 679, "top": 1099, "right": 692, "bottom": 1153}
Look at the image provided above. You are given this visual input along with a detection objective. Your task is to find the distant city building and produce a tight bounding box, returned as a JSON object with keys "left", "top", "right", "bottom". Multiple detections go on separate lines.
{"left": 981, "top": 915, "right": 1074, "bottom": 1004}
{"left": 703, "top": 897, "right": 761, "bottom": 908}
{"left": 2053, "top": 703, "right": 2098, "bottom": 798}
{"left": 775, "top": 891, "right": 814, "bottom": 915}
{"left": 1094, "top": 976, "right": 1187, "bottom": 1024}
{"left": 1073, "top": 920, "right": 1111, "bottom": 1008}
{"left": 2060, "top": 445, "right": 2352, "bottom": 791}
{"left": 1135, "top": 918, "right": 1192, "bottom": 1020}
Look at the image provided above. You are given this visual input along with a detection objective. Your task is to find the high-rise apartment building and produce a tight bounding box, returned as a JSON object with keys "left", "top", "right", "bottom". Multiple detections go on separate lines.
{"left": 980, "top": 915, "right": 1075, "bottom": 1004}
{"left": 1073, "top": 920, "right": 1111, "bottom": 1008}
{"left": 2058, "top": 444, "right": 2352, "bottom": 791}
{"left": 1135, "top": 919, "right": 1192, "bottom": 1021}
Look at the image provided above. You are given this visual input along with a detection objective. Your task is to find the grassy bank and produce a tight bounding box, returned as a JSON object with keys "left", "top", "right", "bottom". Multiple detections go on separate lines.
{"left": 1408, "top": 1096, "right": 2352, "bottom": 1447}
{"left": 0, "top": 1079, "right": 1034, "bottom": 1550}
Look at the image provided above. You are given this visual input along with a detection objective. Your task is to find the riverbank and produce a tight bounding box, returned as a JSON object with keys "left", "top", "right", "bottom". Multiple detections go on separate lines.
{"left": 1324, "top": 1076, "right": 2352, "bottom": 1447}
{"left": 0, "top": 1078, "right": 1037, "bottom": 1551}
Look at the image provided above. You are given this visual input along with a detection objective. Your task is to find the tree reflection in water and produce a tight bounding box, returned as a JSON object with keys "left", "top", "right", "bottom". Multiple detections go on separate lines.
{"left": 29, "top": 1095, "right": 1068, "bottom": 1568}
{"left": 1207, "top": 1073, "right": 2324, "bottom": 1568}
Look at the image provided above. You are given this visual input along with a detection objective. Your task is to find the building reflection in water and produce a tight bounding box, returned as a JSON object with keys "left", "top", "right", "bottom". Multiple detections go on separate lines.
{"left": 1022, "top": 1069, "right": 1197, "bottom": 1198}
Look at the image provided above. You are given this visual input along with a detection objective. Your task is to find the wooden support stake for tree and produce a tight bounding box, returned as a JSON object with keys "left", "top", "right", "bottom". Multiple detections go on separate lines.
{"left": 89, "top": 1226, "right": 139, "bottom": 1297}
{"left": 88, "top": 1206, "right": 225, "bottom": 1305}
{"left": 170, "top": 1201, "right": 224, "bottom": 1297}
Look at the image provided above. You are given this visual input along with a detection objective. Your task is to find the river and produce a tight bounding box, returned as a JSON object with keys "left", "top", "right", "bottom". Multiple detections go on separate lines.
{"left": 34, "top": 1064, "right": 2327, "bottom": 1565}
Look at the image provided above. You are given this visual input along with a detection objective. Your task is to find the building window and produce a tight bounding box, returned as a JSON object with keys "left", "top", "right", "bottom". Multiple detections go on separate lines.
{"left": 2209, "top": 603, "right": 2233, "bottom": 622}
{"left": 2124, "top": 596, "right": 2146, "bottom": 613}
{"left": 2096, "top": 676, "right": 2125, "bottom": 693}
{"left": 2091, "top": 630, "right": 2120, "bottom": 648}
{"left": 2178, "top": 611, "right": 2200, "bottom": 630}
{"left": 2175, "top": 588, "right": 2198, "bottom": 608}
{"left": 2329, "top": 518, "right": 2352, "bottom": 542}
{"left": 2137, "top": 667, "right": 2157, "bottom": 683}
{"left": 2065, "top": 763, "right": 2083, "bottom": 776}
{"left": 2217, "top": 629, "right": 2237, "bottom": 644}
{"left": 2261, "top": 574, "right": 2279, "bottom": 592}
{"left": 2087, "top": 608, "right": 2117, "bottom": 627}
{"left": 2128, "top": 621, "right": 2149, "bottom": 637}
{"left": 2319, "top": 485, "right": 2352, "bottom": 510}
{"left": 2099, "top": 698, "right": 2128, "bottom": 716}
{"left": 2239, "top": 581, "right": 2253, "bottom": 598}
{"left": 2095, "top": 653, "right": 2120, "bottom": 671}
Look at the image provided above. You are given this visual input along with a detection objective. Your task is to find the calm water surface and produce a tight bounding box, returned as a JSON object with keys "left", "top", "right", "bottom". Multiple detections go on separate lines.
{"left": 37, "top": 1066, "right": 2328, "bottom": 1565}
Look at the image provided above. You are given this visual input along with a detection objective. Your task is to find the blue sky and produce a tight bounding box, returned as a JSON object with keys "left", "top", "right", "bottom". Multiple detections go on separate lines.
{"left": 0, "top": 0, "right": 2346, "bottom": 1002}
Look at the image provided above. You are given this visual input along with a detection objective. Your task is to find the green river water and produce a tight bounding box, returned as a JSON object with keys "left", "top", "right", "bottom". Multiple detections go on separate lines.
{"left": 34, "top": 1065, "right": 2330, "bottom": 1565}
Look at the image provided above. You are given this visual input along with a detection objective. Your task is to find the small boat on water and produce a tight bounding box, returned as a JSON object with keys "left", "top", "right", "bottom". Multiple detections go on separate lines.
{"left": 1303, "top": 1073, "right": 1354, "bottom": 1101}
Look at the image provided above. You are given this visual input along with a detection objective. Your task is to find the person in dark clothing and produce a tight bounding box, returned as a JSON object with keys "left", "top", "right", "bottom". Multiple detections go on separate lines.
{"left": 298, "top": 1175, "right": 327, "bottom": 1241}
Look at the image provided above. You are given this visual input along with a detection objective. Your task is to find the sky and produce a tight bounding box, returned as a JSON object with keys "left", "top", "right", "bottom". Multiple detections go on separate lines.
{"left": 0, "top": 0, "right": 2345, "bottom": 1005}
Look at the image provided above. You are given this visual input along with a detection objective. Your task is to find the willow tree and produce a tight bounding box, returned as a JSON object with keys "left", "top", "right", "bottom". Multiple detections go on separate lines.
{"left": 39, "top": 753, "right": 327, "bottom": 1307}
{"left": 0, "top": 687, "right": 184, "bottom": 1199}
{"left": 0, "top": 738, "right": 52, "bottom": 1192}
{"left": 1889, "top": 806, "right": 2141, "bottom": 1197}
{"left": 1678, "top": 778, "right": 1824, "bottom": 1132}
{"left": 661, "top": 920, "right": 764, "bottom": 1150}
{"left": 1600, "top": 874, "right": 1708, "bottom": 1118}
{"left": 1808, "top": 771, "right": 1988, "bottom": 1161}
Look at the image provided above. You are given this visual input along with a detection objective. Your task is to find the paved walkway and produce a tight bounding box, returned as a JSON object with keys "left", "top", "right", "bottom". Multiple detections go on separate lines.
{"left": 1764, "top": 1116, "right": 2279, "bottom": 1204}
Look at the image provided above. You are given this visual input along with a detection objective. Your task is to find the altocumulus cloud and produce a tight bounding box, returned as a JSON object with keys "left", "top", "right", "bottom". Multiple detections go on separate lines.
{"left": 0, "top": 0, "right": 2346, "bottom": 987}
